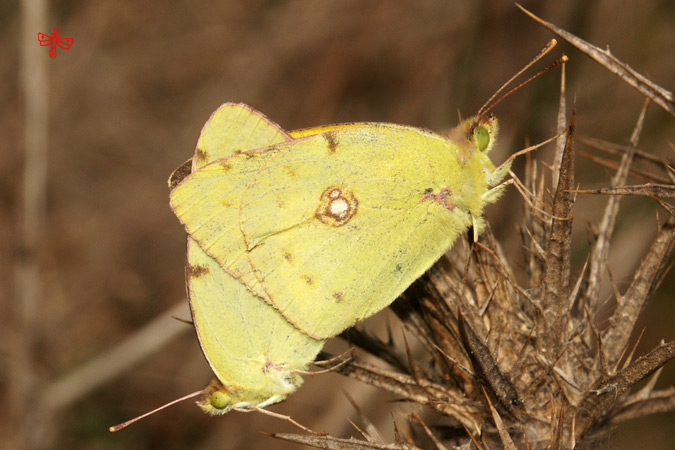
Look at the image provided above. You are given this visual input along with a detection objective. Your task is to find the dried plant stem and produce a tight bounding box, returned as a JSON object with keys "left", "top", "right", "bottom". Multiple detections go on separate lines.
{"left": 576, "top": 340, "right": 675, "bottom": 440}
{"left": 11, "top": 0, "right": 48, "bottom": 448}
{"left": 603, "top": 218, "right": 675, "bottom": 370}
{"left": 538, "top": 113, "right": 575, "bottom": 359}
{"left": 279, "top": 40, "right": 675, "bottom": 446}
{"left": 517, "top": 4, "right": 675, "bottom": 116}
{"left": 551, "top": 63, "right": 567, "bottom": 187}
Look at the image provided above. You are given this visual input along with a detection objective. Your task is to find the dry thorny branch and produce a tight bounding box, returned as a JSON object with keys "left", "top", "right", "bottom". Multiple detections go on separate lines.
{"left": 273, "top": 10, "right": 675, "bottom": 450}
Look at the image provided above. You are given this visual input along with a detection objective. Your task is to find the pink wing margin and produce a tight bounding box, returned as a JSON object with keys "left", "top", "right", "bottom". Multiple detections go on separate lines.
{"left": 55, "top": 37, "right": 74, "bottom": 50}
{"left": 37, "top": 32, "right": 52, "bottom": 46}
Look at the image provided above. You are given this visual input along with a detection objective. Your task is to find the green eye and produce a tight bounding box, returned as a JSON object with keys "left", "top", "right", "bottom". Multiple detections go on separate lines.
{"left": 473, "top": 126, "right": 490, "bottom": 152}
{"left": 209, "top": 391, "right": 230, "bottom": 410}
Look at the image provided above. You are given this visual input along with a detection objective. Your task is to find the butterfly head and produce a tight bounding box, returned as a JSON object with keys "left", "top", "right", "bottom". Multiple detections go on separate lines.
{"left": 197, "top": 369, "right": 304, "bottom": 415}
{"left": 448, "top": 115, "right": 499, "bottom": 165}
{"left": 467, "top": 114, "right": 499, "bottom": 155}
{"left": 198, "top": 379, "right": 236, "bottom": 414}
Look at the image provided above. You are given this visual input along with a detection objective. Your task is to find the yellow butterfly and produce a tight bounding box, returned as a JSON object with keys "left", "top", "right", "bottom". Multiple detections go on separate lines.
{"left": 180, "top": 104, "right": 325, "bottom": 414}
{"left": 170, "top": 104, "right": 509, "bottom": 340}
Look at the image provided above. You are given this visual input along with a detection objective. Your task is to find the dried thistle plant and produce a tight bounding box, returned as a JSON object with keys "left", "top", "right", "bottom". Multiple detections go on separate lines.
{"left": 272, "top": 11, "right": 675, "bottom": 450}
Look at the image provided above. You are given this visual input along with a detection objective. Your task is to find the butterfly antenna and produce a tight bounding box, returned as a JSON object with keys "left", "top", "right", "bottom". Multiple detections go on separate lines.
{"left": 479, "top": 55, "right": 569, "bottom": 121}
{"left": 477, "top": 39, "right": 558, "bottom": 117}
{"left": 109, "top": 390, "right": 204, "bottom": 432}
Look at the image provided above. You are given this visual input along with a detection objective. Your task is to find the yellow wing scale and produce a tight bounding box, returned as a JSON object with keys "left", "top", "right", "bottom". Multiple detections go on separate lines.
{"left": 171, "top": 108, "right": 507, "bottom": 340}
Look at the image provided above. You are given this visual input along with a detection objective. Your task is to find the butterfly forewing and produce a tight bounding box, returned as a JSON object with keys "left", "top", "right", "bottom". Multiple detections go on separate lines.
{"left": 237, "top": 124, "right": 484, "bottom": 338}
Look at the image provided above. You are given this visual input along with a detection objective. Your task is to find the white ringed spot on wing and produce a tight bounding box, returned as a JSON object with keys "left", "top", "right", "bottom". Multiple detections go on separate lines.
{"left": 315, "top": 186, "right": 358, "bottom": 227}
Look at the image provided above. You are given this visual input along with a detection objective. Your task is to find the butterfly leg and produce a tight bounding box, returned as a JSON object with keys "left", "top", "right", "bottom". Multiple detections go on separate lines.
{"left": 482, "top": 178, "right": 513, "bottom": 205}
{"left": 252, "top": 406, "right": 324, "bottom": 435}
{"left": 486, "top": 159, "right": 512, "bottom": 187}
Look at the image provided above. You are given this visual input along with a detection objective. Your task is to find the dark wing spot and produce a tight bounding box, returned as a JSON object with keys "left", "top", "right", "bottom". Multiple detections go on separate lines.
{"left": 421, "top": 187, "right": 455, "bottom": 211}
{"left": 188, "top": 265, "right": 210, "bottom": 278}
{"left": 333, "top": 291, "right": 344, "bottom": 301}
{"left": 283, "top": 251, "right": 294, "bottom": 262}
{"left": 303, "top": 275, "right": 314, "bottom": 285}
{"left": 284, "top": 164, "right": 297, "bottom": 177}
{"left": 323, "top": 132, "right": 338, "bottom": 153}
{"left": 219, "top": 161, "right": 233, "bottom": 171}
{"left": 196, "top": 148, "right": 208, "bottom": 163}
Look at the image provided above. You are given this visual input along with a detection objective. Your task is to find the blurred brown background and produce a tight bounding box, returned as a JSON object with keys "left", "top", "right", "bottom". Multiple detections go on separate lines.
{"left": 3, "top": 0, "right": 674, "bottom": 449}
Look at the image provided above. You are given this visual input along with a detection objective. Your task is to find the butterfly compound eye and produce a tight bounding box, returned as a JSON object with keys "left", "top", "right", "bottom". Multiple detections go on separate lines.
{"left": 473, "top": 126, "right": 490, "bottom": 152}
{"left": 209, "top": 391, "right": 231, "bottom": 410}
